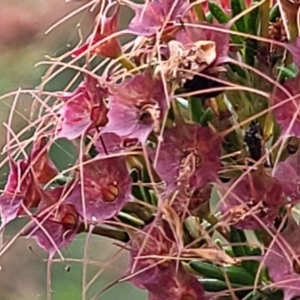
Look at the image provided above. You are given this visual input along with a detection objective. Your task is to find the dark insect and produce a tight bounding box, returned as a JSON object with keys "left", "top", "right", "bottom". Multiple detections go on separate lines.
{"left": 65, "top": 265, "right": 71, "bottom": 272}
{"left": 293, "top": 256, "right": 300, "bottom": 275}
{"left": 182, "top": 72, "right": 225, "bottom": 99}
{"left": 244, "top": 121, "right": 263, "bottom": 161}
{"left": 273, "top": 214, "right": 288, "bottom": 231}
{"left": 287, "top": 137, "right": 299, "bottom": 154}
{"left": 244, "top": 38, "right": 258, "bottom": 66}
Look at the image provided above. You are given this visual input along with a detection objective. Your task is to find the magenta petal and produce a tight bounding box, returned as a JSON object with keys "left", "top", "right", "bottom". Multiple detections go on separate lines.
{"left": 57, "top": 76, "right": 108, "bottom": 140}
{"left": 0, "top": 137, "right": 58, "bottom": 226}
{"left": 152, "top": 123, "right": 221, "bottom": 194}
{"left": 129, "top": 222, "right": 174, "bottom": 289}
{"left": 23, "top": 187, "right": 81, "bottom": 258}
{"left": 219, "top": 170, "right": 285, "bottom": 229}
{"left": 102, "top": 102, "right": 152, "bottom": 144}
{"left": 176, "top": 23, "right": 230, "bottom": 65}
{"left": 271, "top": 74, "right": 300, "bottom": 137}
{"left": 0, "top": 159, "right": 40, "bottom": 227}
{"left": 129, "top": 222, "right": 205, "bottom": 300}
{"left": 264, "top": 217, "right": 300, "bottom": 300}
{"left": 286, "top": 37, "right": 300, "bottom": 68}
{"left": 66, "top": 157, "right": 132, "bottom": 223}
{"left": 57, "top": 109, "right": 91, "bottom": 140}
{"left": 26, "top": 218, "right": 76, "bottom": 259}
{"left": 274, "top": 148, "right": 300, "bottom": 200}
{"left": 4, "top": 160, "right": 31, "bottom": 195}
{"left": 71, "top": 5, "right": 122, "bottom": 59}
{"left": 25, "top": 203, "right": 80, "bottom": 258}
{"left": 148, "top": 263, "right": 206, "bottom": 300}
{"left": 95, "top": 133, "right": 139, "bottom": 156}
{"left": 95, "top": 133, "right": 124, "bottom": 155}
{"left": 128, "top": 0, "right": 189, "bottom": 36}
{"left": 30, "top": 137, "right": 58, "bottom": 183}
{"left": 102, "top": 71, "right": 167, "bottom": 144}
{"left": 0, "top": 194, "right": 24, "bottom": 228}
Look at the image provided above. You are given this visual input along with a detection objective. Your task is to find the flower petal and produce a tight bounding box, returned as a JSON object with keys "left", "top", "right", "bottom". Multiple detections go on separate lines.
{"left": 128, "top": 0, "right": 189, "bottom": 37}
{"left": 72, "top": 5, "right": 122, "bottom": 59}
{"left": 66, "top": 156, "right": 132, "bottom": 223}
{"left": 102, "top": 70, "right": 167, "bottom": 144}
{"left": 57, "top": 76, "right": 108, "bottom": 140}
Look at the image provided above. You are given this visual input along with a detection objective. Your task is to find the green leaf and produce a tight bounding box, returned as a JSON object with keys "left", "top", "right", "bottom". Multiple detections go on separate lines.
{"left": 277, "top": 63, "right": 299, "bottom": 80}
{"left": 190, "top": 97, "right": 204, "bottom": 124}
{"left": 190, "top": 261, "right": 255, "bottom": 286}
{"left": 229, "top": 226, "right": 247, "bottom": 258}
{"left": 118, "top": 211, "right": 145, "bottom": 227}
{"left": 176, "top": 97, "right": 188, "bottom": 108}
{"left": 245, "top": 45, "right": 255, "bottom": 66}
{"left": 224, "top": 265, "right": 255, "bottom": 286}
{"left": 199, "top": 108, "right": 213, "bottom": 126}
{"left": 228, "top": 62, "right": 247, "bottom": 78}
{"left": 148, "top": 190, "right": 158, "bottom": 206}
{"left": 190, "top": 261, "right": 224, "bottom": 279}
{"left": 209, "top": 1, "right": 230, "bottom": 23}
{"left": 229, "top": 227, "right": 262, "bottom": 275}
{"left": 189, "top": 97, "right": 213, "bottom": 125}
{"left": 199, "top": 278, "right": 242, "bottom": 292}
{"left": 53, "top": 174, "right": 73, "bottom": 186}
{"left": 231, "top": 0, "right": 247, "bottom": 33}
{"left": 269, "top": 3, "right": 280, "bottom": 22}
{"left": 242, "top": 290, "right": 262, "bottom": 300}
{"left": 209, "top": 0, "right": 244, "bottom": 45}
{"left": 205, "top": 12, "right": 214, "bottom": 23}
{"left": 248, "top": 2, "right": 260, "bottom": 35}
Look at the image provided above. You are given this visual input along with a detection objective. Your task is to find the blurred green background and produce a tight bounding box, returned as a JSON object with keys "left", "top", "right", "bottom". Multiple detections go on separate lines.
{"left": 0, "top": 1, "right": 145, "bottom": 299}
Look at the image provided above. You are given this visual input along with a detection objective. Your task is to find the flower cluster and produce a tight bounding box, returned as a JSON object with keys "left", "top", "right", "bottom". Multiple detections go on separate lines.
{"left": 4, "top": 0, "right": 300, "bottom": 298}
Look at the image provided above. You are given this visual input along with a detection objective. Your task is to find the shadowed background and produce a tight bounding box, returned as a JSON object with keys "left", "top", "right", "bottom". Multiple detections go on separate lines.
{"left": 0, "top": 1, "right": 145, "bottom": 299}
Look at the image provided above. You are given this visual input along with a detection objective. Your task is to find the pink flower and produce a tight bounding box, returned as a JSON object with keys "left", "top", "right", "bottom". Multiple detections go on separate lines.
{"left": 148, "top": 263, "right": 206, "bottom": 300}
{"left": 175, "top": 23, "right": 230, "bottom": 65}
{"left": 129, "top": 221, "right": 174, "bottom": 289}
{"left": 0, "top": 137, "right": 58, "bottom": 227}
{"left": 95, "top": 133, "right": 139, "bottom": 156}
{"left": 102, "top": 70, "right": 167, "bottom": 145}
{"left": 264, "top": 216, "right": 300, "bottom": 300}
{"left": 271, "top": 74, "right": 300, "bottom": 137}
{"left": 152, "top": 122, "right": 221, "bottom": 195}
{"left": 57, "top": 76, "right": 108, "bottom": 140}
{"left": 72, "top": 5, "right": 122, "bottom": 59}
{"left": 129, "top": 221, "right": 205, "bottom": 299}
{"left": 274, "top": 147, "right": 300, "bottom": 201}
{"left": 219, "top": 169, "right": 285, "bottom": 229}
{"left": 285, "top": 37, "right": 300, "bottom": 68}
{"left": 65, "top": 156, "right": 132, "bottom": 223}
{"left": 127, "top": 0, "right": 190, "bottom": 37}
{"left": 24, "top": 187, "right": 81, "bottom": 258}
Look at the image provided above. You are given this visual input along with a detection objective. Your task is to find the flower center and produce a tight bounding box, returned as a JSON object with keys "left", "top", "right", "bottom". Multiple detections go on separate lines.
{"left": 121, "top": 137, "right": 139, "bottom": 148}
{"left": 102, "top": 183, "right": 119, "bottom": 202}
{"left": 181, "top": 295, "right": 195, "bottom": 300}
{"left": 293, "top": 255, "right": 300, "bottom": 274}
{"left": 91, "top": 104, "right": 108, "bottom": 127}
{"left": 166, "top": 40, "right": 216, "bottom": 83}
{"left": 177, "top": 148, "right": 201, "bottom": 184}
{"left": 138, "top": 103, "right": 161, "bottom": 132}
